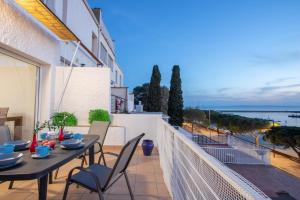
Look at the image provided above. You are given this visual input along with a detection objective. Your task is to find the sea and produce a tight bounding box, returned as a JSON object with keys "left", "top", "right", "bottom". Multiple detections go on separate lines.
{"left": 202, "top": 105, "right": 300, "bottom": 127}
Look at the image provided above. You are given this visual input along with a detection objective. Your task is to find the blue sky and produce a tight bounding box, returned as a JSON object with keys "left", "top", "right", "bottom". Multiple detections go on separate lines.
{"left": 88, "top": 0, "right": 300, "bottom": 107}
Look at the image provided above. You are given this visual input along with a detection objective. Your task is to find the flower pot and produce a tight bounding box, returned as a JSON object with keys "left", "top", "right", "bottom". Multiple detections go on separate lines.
{"left": 142, "top": 139, "right": 154, "bottom": 156}
{"left": 29, "top": 134, "right": 38, "bottom": 153}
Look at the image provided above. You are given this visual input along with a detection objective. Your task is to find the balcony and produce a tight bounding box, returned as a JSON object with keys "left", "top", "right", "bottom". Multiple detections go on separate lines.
{"left": 0, "top": 146, "right": 171, "bottom": 200}
{"left": 1, "top": 114, "right": 300, "bottom": 199}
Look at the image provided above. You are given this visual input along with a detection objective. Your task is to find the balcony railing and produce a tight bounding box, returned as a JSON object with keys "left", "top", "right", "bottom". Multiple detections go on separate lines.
{"left": 157, "top": 119, "right": 271, "bottom": 200}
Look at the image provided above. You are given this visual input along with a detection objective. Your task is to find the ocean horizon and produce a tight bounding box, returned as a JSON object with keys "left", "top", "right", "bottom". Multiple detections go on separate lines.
{"left": 200, "top": 105, "right": 300, "bottom": 112}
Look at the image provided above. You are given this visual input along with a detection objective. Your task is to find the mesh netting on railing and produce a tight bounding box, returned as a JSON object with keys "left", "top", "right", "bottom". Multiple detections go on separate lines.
{"left": 157, "top": 120, "right": 271, "bottom": 200}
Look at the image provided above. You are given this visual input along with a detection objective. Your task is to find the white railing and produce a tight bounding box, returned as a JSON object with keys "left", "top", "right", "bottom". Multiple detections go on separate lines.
{"left": 202, "top": 147, "right": 269, "bottom": 165}
{"left": 157, "top": 119, "right": 271, "bottom": 200}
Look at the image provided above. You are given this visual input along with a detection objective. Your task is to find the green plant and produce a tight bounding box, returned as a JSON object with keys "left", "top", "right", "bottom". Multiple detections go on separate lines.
{"left": 89, "top": 109, "right": 110, "bottom": 124}
{"left": 168, "top": 65, "right": 184, "bottom": 126}
{"left": 51, "top": 112, "right": 78, "bottom": 128}
{"left": 266, "top": 126, "right": 300, "bottom": 158}
{"left": 147, "top": 65, "right": 162, "bottom": 112}
{"left": 34, "top": 121, "right": 47, "bottom": 134}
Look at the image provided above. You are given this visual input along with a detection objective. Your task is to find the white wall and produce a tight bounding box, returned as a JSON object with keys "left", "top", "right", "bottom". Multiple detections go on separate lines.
{"left": 65, "top": 113, "right": 163, "bottom": 146}
{"left": 0, "top": 1, "right": 59, "bottom": 65}
{"left": 55, "top": 67, "right": 111, "bottom": 124}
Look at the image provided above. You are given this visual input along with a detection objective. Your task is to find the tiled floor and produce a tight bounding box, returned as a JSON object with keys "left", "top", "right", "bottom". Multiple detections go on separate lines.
{"left": 0, "top": 147, "right": 171, "bottom": 200}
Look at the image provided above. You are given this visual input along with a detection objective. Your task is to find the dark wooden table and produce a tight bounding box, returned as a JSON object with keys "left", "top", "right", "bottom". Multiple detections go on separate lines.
{"left": 0, "top": 135, "right": 99, "bottom": 200}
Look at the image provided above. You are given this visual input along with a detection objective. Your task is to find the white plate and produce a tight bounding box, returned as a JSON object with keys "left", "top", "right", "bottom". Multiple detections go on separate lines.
{"left": 31, "top": 153, "right": 50, "bottom": 159}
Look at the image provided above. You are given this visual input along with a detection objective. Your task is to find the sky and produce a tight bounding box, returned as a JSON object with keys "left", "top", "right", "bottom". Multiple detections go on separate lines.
{"left": 88, "top": 0, "right": 300, "bottom": 108}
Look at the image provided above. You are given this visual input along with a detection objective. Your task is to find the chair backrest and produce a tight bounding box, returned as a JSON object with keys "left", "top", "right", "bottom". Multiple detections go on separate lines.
{"left": 88, "top": 121, "right": 110, "bottom": 145}
{"left": 104, "top": 133, "right": 145, "bottom": 188}
{"left": 0, "top": 125, "right": 12, "bottom": 144}
{"left": 0, "top": 107, "right": 9, "bottom": 126}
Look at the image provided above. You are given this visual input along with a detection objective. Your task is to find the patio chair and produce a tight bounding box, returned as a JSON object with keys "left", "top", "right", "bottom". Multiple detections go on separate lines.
{"left": 54, "top": 121, "right": 111, "bottom": 179}
{"left": 0, "top": 107, "right": 9, "bottom": 126}
{"left": 62, "top": 133, "right": 145, "bottom": 200}
{"left": 0, "top": 125, "right": 11, "bottom": 144}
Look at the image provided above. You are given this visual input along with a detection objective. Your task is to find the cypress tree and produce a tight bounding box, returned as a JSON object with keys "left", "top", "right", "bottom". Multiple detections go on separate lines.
{"left": 147, "top": 65, "right": 161, "bottom": 112}
{"left": 168, "top": 65, "right": 184, "bottom": 126}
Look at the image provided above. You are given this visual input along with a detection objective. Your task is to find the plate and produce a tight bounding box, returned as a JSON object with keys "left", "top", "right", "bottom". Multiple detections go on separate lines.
{"left": 61, "top": 143, "right": 84, "bottom": 150}
{"left": 31, "top": 153, "right": 50, "bottom": 159}
{"left": 0, "top": 158, "right": 23, "bottom": 170}
{"left": 0, "top": 153, "right": 23, "bottom": 166}
{"left": 5, "top": 140, "right": 30, "bottom": 151}
{"left": 61, "top": 139, "right": 82, "bottom": 148}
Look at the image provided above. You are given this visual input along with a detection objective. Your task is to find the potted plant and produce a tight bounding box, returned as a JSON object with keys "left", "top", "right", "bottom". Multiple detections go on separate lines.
{"left": 30, "top": 121, "right": 47, "bottom": 153}
{"left": 51, "top": 112, "right": 78, "bottom": 141}
{"left": 88, "top": 109, "right": 110, "bottom": 124}
{"left": 142, "top": 139, "right": 154, "bottom": 156}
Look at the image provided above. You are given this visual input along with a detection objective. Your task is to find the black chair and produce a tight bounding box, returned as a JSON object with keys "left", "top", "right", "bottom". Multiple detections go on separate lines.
{"left": 55, "top": 121, "right": 111, "bottom": 179}
{"left": 62, "top": 133, "right": 145, "bottom": 200}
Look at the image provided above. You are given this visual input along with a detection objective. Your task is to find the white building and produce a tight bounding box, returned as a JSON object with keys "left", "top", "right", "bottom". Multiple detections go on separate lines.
{"left": 0, "top": 0, "right": 124, "bottom": 139}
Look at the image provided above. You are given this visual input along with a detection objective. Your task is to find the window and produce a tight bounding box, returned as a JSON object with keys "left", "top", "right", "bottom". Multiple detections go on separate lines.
{"left": 44, "top": 0, "right": 56, "bottom": 12}
{"left": 115, "top": 70, "right": 118, "bottom": 85}
{"left": 100, "top": 43, "right": 107, "bottom": 65}
{"left": 119, "top": 75, "right": 122, "bottom": 86}
{"left": 91, "top": 32, "right": 98, "bottom": 57}
{"left": 108, "top": 55, "right": 113, "bottom": 71}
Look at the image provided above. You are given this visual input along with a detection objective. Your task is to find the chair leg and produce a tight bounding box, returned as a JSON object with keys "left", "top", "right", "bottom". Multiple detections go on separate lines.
{"left": 97, "top": 190, "right": 105, "bottom": 200}
{"left": 54, "top": 168, "right": 59, "bottom": 179}
{"left": 84, "top": 156, "right": 88, "bottom": 165}
{"left": 124, "top": 171, "right": 135, "bottom": 200}
{"left": 80, "top": 156, "right": 85, "bottom": 167}
{"left": 8, "top": 181, "right": 14, "bottom": 189}
{"left": 62, "top": 181, "right": 71, "bottom": 200}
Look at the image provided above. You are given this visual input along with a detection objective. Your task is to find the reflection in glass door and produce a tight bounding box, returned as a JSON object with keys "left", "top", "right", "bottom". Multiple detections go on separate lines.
{"left": 0, "top": 51, "right": 39, "bottom": 140}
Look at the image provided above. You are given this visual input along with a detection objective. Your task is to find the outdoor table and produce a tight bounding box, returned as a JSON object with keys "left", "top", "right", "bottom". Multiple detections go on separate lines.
{"left": 0, "top": 135, "right": 99, "bottom": 200}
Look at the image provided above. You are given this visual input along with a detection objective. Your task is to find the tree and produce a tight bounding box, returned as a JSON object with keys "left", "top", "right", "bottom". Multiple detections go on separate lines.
{"left": 160, "top": 86, "right": 169, "bottom": 114}
{"left": 184, "top": 107, "right": 208, "bottom": 124}
{"left": 133, "top": 83, "right": 169, "bottom": 114}
{"left": 147, "top": 65, "right": 161, "bottom": 112}
{"left": 168, "top": 65, "right": 184, "bottom": 126}
{"left": 266, "top": 126, "right": 300, "bottom": 158}
{"left": 133, "top": 83, "right": 149, "bottom": 110}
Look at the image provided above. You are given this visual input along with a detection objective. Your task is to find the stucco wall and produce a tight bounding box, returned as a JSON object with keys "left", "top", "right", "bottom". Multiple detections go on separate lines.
{"left": 0, "top": 1, "right": 59, "bottom": 65}
{"left": 65, "top": 113, "right": 163, "bottom": 146}
{"left": 55, "top": 67, "right": 111, "bottom": 124}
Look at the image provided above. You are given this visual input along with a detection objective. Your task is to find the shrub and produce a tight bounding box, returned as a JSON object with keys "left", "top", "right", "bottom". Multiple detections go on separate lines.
{"left": 89, "top": 109, "right": 110, "bottom": 124}
{"left": 52, "top": 112, "right": 78, "bottom": 127}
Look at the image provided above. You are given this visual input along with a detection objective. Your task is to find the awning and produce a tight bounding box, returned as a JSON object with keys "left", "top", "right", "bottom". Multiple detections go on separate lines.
{"left": 15, "top": 0, "right": 78, "bottom": 41}
{"left": 15, "top": 0, "right": 102, "bottom": 65}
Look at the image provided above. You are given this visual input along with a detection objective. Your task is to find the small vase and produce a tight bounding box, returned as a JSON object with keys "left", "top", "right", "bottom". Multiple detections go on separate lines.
{"left": 29, "top": 134, "right": 38, "bottom": 153}
{"left": 58, "top": 127, "right": 64, "bottom": 142}
{"left": 142, "top": 139, "right": 154, "bottom": 156}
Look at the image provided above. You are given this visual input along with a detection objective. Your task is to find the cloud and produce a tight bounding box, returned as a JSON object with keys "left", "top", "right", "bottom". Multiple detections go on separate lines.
{"left": 258, "top": 83, "right": 300, "bottom": 93}
{"left": 251, "top": 50, "right": 300, "bottom": 66}
{"left": 265, "top": 77, "right": 297, "bottom": 86}
{"left": 184, "top": 82, "right": 300, "bottom": 107}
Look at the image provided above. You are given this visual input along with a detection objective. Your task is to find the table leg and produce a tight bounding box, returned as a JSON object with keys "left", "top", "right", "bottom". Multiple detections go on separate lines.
{"left": 89, "top": 144, "right": 95, "bottom": 165}
{"left": 49, "top": 172, "right": 53, "bottom": 184}
{"left": 38, "top": 174, "right": 48, "bottom": 200}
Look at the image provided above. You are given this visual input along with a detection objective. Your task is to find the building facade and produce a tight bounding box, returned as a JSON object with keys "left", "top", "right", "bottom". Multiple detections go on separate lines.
{"left": 0, "top": 0, "right": 123, "bottom": 139}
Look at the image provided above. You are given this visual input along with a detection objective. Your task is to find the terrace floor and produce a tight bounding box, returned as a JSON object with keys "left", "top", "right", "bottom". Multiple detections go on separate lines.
{"left": 0, "top": 147, "right": 171, "bottom": 200}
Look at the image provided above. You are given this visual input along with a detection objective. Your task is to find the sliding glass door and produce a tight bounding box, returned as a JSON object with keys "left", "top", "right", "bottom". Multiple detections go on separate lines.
{"left": 0, "top": 51, "right": 39, "bottom": 140}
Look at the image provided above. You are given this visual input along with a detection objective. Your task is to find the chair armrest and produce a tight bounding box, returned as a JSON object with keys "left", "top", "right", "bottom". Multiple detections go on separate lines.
{"left": 103, "top": 152, "right": 119, "bottom": 157}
